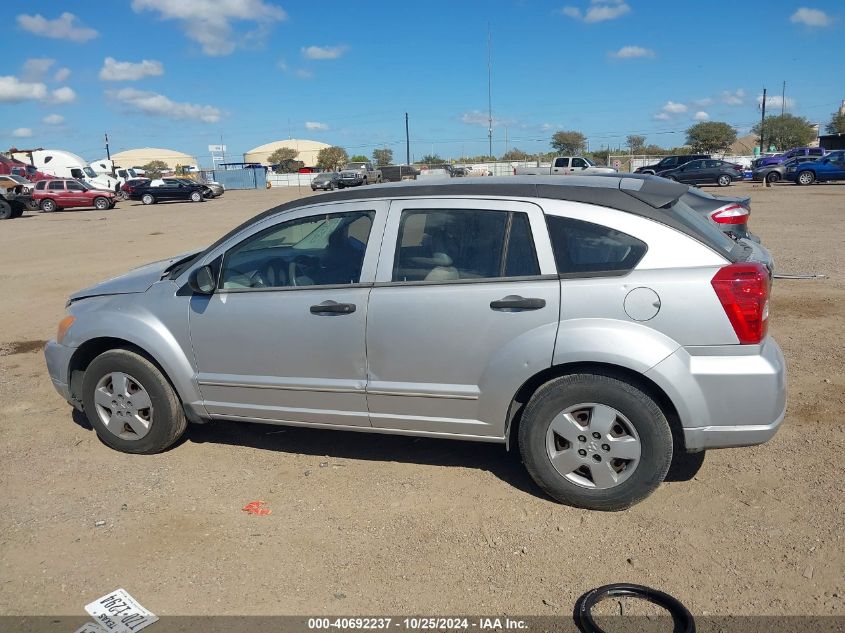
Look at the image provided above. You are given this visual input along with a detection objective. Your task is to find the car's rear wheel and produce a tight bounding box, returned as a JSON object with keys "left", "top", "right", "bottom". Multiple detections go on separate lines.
{"left": 797, "top": 170, "right": 815, "bottom": 186}
{"left": 93, "top": 196, "right": 110, "bottom": 210}
{"left": 11, "top": 206, "right": 24, "bottom": 218}
{"left": 0, "top": 200, "right": 13, "bottom": 220}
{"left": 190, "top": 191, "right": 203, "bottom": 202}
{"left": 141, "top": 193, "right": 155, "bottom": 205}
{"left": 518, "top": 372, "right": 673, "bottom": 511}
{"left": 82, "top": 349, "right": 188, "bottom": 454}
{"left": 717, "top": 174, "right": 731, "bottom": 187}
{"left": 40, "top": 199, "right": 56, "bottom": 212}
{"left": 765, "top": 171, "right": 781, "bottom": 184}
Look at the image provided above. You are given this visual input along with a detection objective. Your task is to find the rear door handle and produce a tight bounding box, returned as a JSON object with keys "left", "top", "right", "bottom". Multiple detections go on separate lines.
{"left": 490, "top": 295, "right": 546, "bottom": 311}
{"left": 310, "top": 300, "right": 356, "bottom": 315}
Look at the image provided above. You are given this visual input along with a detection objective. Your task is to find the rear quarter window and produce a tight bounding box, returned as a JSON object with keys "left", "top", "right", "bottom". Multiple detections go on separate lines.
{"left": 546, "top": 216, "right": 647, "bottom": 277}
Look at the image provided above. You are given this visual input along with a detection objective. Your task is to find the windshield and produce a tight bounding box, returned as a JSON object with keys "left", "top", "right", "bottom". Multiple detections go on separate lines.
{"left": 345, "top": 163, "right": 366, "bottom": 169}
{"left": 127, "top": 168, "right": 138, "bottom": 178}
{"left": 83, "top": 167, "right": 97, "bottom": 178}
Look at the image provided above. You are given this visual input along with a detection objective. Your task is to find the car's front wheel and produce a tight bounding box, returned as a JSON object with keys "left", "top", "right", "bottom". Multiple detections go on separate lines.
{"left": 141, "top": 193, "right": 155, "bottom": 205}
{"left": 797, "top": 170, "right": 815, "bottom": 186}
{"left": 82, "top": 349, "right": 188, "bottom": 454}
{"left": 0, "top": 200, "right": 13, "bottom": 220}
{"left": 93, "top": 196, "right": 111, "bottom": 210}
{"left": 190, "top": 191, "right": 203, "bottom": 202}
{"left": 518, "top": 372, "right": 673, "bottom": 511}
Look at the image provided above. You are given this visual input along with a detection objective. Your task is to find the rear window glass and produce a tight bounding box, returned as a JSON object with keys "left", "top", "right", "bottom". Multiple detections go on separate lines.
{"left": 546, "top": 216, "right": 647, "bottom": 276}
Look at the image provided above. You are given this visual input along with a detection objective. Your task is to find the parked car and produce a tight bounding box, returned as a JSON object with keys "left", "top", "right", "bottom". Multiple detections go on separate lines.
{"left": 129, "top": 179, "right": 207, "bottom": 205}
{"left": 163, "top": 178, "right": 214, "bottom": 199}
{"left": 752, "top": 146, "right": 825, "bottom": 169}
{"left": 203, "top": 180, "right": 225, "bottom": 197}
{"left": 339, "top": 162, "right": 382, "bottom": 187}
{"left": 784, "top": 150, "right": 845, "bottom": 185}
{"left": 658, "top": 159, "right": 743, "bottom": 186}
{"left": 0, "top": 175, "right": 35, "bottom": 219}
{"left": 752, "top": 155, "right": 819, "bottom": 184}
{"left": 635, "top": 154, "right": 710, "bottom": 175}
{"left": 514, "top": 156, "right": 616, "bottom": 176}
{"left": 32, "top": 179, "right": 116, "bottom": 212}
{"left": 448, "top": 166, "right": 471, "bottom": 177}
{"left": 120, "top": 178, "right": 151, "bottom": 199}
{"left": 311, "top": 172, "right": 341, "bottom": 191}
{"left": 44, "top": 176, "right": 785, "bottom": 511}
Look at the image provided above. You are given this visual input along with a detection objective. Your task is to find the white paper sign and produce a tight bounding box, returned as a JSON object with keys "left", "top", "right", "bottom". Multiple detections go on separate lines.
{"left": 84, "top": 588, "right": 158, "bottom": 633}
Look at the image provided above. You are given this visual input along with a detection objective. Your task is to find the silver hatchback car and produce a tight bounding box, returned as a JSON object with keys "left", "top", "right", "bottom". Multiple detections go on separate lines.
{"left": 45, "top": 176, "right": 786, "bottom": 510}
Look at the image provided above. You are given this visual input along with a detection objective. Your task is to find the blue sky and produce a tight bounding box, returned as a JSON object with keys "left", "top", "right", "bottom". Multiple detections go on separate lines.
{"left": 1, "top": 0, "right": 843, "bottom": 165}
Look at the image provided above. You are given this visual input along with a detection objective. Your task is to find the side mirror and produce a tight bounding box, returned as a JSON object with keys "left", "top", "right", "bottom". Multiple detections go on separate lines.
{"left": 189, "top": 265, "right": 216, "bottom": 295}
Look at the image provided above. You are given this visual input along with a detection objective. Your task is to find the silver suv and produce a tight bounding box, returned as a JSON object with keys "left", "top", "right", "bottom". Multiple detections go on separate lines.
{"left": 44, "top": 176, "right": 786, "bottom": 510}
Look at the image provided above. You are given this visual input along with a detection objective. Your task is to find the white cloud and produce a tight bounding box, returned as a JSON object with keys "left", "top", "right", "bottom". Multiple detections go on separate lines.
{"left": 12, "top": 127, "right": 33, "bottom": 138}
{"left": 561, "top": 1, "right": 631, "bottom": 22}
{"left": 302, "top": 45, "right": 348, "bottom": 60}
{"left": 757, "top": 95, "right": 797, "bottom": 111}
{"left": 692, "top": 97, "right": 714, "bottom": 107}
{"left": 17, "top": 12, "right": 98, "bottom": 42}
{"left": 52, "top": 86, "right": 76, "bottom": 104}
{"left": 43, "top": 114, "right": 65, "bottom": 125}
{"left": 662, "top": 101, "right": 687, "bottom": 114}
{"left": 295, "top": 69, "right": 313, "bottom": 79}
{"left": 790, "top": 7, "right": 832, "bottom": 27}
{"left": 652, "top": 112, "right": 671, "bottom": 121}
{"left": 305, "top": 121, "right": 328, "bottom": 130}
{"left": 110, "top": 87, "right": 222, "bottom": 123}
{"left": 693, "top": 111, "right": 710, "bottom": 121}
{"left": 609, "top": 45, "right": 654, "bottom": 59}
{"left": 99, "top": 57, "right": 164, "bottom": 81}
{"left": 721, "top": 89, "right": 746, "bottom": 105}
{"left": 54, "top": 67, "right": 71, "bottom": 82}
{"left": 131, "top": 0, "right": 286, "bottom": 56}
{"left": 22, "top": 58, "right": 55, "bottom": 80}
{"left": 0, "top": 76, "right": 48, "bottom": 103}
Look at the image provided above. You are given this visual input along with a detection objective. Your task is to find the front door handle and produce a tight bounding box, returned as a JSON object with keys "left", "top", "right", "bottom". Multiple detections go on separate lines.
{"left": 310, "top": 300, "right": 356, "bottom": 315}
{"left": 490, "top": 295, "right": 546, "bottom": 311}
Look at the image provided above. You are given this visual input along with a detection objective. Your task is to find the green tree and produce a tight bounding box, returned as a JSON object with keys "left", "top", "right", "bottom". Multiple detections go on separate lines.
{"left": 501, "top": 148, "right": 530, "bottom": 161}
{"left": 752, "top": 114, "right": 816, "bottom": 151}
{"left": 267, "top": 147, "right": 304, "bottom": 173}
{"left": 642, "top": 144, "right": 668, "bottom": 155}
{"left": 317, "top": 146, "right": 349, "bottom": 170}
{"left": 685, "top": 121, "right": 737, "bottom": 154}
{"left": 141, "top": 160, "right": 169, "bottom": 179}
{"left": 419, "top": 154, "right": 444, "bottom": 164}
{"left": 825, "top": 109, "right": 845, "bottom": 135}
{"left": 372, "top": 148, "right": 393, "bottom": 166}
{"left": 551, "top": 130, "right": 586, "bottom": 155}
{"left": 349, "top": 154, "right": 369, "bottom": 163}
{"left": 587, "top": 149, "right": 610, "bottom": 165}
{"left": 626, "top": 135, "right": 646, "bottom": 153}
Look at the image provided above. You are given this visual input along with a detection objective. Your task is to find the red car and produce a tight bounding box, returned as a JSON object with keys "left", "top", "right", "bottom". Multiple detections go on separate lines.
{"left": 32, "top": 179, "right": 117, "bottom": 212}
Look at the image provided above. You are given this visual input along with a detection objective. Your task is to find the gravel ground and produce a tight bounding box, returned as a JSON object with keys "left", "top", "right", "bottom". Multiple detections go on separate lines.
{"left": 0, "top": 181, "right": 842, "bottom": 617}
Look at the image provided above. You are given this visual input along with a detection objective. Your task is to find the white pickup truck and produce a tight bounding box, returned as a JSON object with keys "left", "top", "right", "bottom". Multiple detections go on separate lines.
{"left": 514, "top": 156, "right": 616, "bottom": 176}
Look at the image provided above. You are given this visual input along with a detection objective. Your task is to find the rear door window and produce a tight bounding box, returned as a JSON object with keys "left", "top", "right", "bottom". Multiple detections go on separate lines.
{"left": 546, "top": 216, "right": 647, "bottom": 277}
{"left": 48, "top": 181, "right": 65, "bottom": 191}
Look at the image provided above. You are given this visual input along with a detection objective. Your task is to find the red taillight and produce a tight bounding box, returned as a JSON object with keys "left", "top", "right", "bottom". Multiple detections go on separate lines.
{"left": 710, "top": 203, "right": 750, "bottom": 225}
{"left": 711, "top": 263, "right": 769, "bottom": 344}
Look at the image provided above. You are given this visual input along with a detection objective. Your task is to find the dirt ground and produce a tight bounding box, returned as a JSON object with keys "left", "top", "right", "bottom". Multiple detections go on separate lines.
{"left": 0, "top": 181, "right": 842, "bottom": 618}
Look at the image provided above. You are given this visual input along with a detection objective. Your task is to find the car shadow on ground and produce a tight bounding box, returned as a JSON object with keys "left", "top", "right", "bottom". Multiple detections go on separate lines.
{"left": 184, "top": 419, "right": 705, "bottom": 502}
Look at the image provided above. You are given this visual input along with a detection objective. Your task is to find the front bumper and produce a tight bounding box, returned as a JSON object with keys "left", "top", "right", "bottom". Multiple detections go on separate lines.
{"left": 646, "top": 338, "right": 787, "bottom": 451}
{"left": 44, "top": 340, "right": 77, "bottom": 407}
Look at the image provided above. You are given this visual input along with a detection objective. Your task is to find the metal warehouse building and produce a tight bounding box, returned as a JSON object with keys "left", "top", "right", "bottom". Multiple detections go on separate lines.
{"left": 110, "top": 147, "right": 198, "bottom": 170}
{"left": 244, "top": 139, "right": 331, "bottom": 167}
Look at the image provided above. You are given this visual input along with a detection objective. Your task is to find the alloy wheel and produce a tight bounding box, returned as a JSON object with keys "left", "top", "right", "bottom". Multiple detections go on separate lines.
{"left": 545, "top": 403, "right": 641, "bottom": 489}
{"left": 93, "top": 372, "right": 153, "bottom": 440}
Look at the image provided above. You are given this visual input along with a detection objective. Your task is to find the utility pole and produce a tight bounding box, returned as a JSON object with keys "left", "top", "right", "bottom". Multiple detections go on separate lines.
{"left": 781, "top": 81, "right": 786, "bottom": 116}
{"left": 405, "top": 112, "right": 410, "bottom": 165}
{"left": 104, "top": 133, "right": 113, "bottom": 176}
{"left": 759, "top": 88, "right": 767, "bottom": 154}
{"left": 487, "top": 22, "right": 493, "bottom": 159}
{"left": 504, "top": 126, "right": 508, "bottom": 155}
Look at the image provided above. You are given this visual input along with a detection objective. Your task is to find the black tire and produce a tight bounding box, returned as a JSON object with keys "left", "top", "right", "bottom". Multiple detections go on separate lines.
{"left": 0, "top": 200, "right": 13, "bottom": 220}
{"left": 141, "top": 193, "right": 155, "bottom": 205}
{"left": 796, "top": 170, "right": 815, "bottom": 186}
{"left": 362, "top": 177, "right": 368, "bottom": 186}
{"left": 717, "top": 174, "right": 731, "bottom": 187}
{"left": 765, "top": 171, "right": 780, "bottom": 184}
{"left": 11, "top": 206, "right": 24, "bottom": 218}
{"left": 40, "top": 198, "right": 56, "bottom": 213}
{"left": 518, "top": 372, "right": 673, "bottom": 511}
{"left": 190, "top": 191, "right": 203, "bottom": 202}
{"left": 82, "top": 349, "right": 188, "bottom": 454}
{"left": 93, "top": 196, "right": 110, "bottom": 210}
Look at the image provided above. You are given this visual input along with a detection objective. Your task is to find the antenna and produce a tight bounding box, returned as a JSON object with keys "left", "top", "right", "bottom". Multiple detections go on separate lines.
{"left": 487, "top": 22, "right": 493, "bottom": 159}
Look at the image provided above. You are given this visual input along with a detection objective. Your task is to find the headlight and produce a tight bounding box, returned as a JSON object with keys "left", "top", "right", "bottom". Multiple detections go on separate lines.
{"left": 57, "top": 315, "right": 75, "bottom": 343}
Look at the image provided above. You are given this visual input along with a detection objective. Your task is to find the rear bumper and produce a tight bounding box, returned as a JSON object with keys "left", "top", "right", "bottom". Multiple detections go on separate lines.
{"left": 646, "top": 338, "right": 787, "bottom": 451}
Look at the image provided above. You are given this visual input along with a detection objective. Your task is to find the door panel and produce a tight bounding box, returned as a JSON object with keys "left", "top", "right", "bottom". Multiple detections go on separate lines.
{"left": 366, "top": 199, "right": 560, "bottom": 438}
{"left": 188, "top": 201, "right": 388, "bottom": 426}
